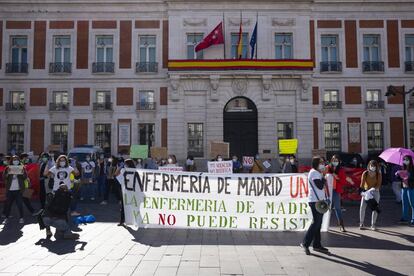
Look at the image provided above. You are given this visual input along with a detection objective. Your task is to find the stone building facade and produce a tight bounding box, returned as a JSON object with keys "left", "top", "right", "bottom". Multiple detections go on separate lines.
{"left": 0, "top": 0, "right": 413, "bottom": 163}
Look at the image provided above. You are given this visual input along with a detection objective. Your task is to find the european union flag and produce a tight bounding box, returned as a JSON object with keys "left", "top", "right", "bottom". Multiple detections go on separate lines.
{"left": 250, "top": 22, "right": 257, "bottom": 59}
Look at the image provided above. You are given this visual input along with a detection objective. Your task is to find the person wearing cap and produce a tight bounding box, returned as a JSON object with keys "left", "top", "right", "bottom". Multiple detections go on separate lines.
{"left": 2, "top": 156, "right": 29, "bottom": 224}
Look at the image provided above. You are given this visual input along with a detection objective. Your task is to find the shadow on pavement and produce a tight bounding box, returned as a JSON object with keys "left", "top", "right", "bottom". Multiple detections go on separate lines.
{"left": 35, "top": 238, "right": 87, "bottom": 255}
{"left": 0, "top": 221, "right": 24, "bottom": 245}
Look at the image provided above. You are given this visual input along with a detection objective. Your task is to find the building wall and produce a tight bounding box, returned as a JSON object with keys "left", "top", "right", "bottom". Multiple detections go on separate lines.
{"left": 0, "top": 0, "right": 414, "bottom": 163}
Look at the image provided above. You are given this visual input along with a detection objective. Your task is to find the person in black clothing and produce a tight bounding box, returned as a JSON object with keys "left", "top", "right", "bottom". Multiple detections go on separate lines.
{"left": 41, "top": 184, "right": 79, "bottom": 240}
{"left": 38, "top": 152, "right": 51, "bottom": 210}
{"left": 115, "top": 159, "right": 135, "bottom": 226}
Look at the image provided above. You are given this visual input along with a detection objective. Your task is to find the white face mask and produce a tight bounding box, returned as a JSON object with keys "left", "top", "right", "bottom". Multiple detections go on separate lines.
{"left": 318, "top": 164, "right": 326, "bottom": 172}
{"left": 59, "top": 161, "right": 66, "bottom": 167}
{"left": 232, "top": 158, "right": 237, "bottom": 162}
{"left": 168, "top": 158, "right": 173, "bottom": 164}
{"left": 12, "top": 160, "right": 20, "bottom": 165}
{"left": 290, "top": 159, "right": 295, "bottom": 164}
{"left": 369, "top": 166, "right": 376, "bottom": 172}
{"left": 217, "top": 158, "right": 223, "bottom": 162}
{"left": 403, "top": 160, "right": 410, "bottom": 165}
{"left": 332, "top": 161, "right": 339, "bottom": 167}
{"left": 108, "top": 158, "right": 113, "bottom": 163}
{"left": 86, "top": 157, "right": 90, "bottom": 161}
{"left": 186, "top": 159, "right": 194, "bottom": 166}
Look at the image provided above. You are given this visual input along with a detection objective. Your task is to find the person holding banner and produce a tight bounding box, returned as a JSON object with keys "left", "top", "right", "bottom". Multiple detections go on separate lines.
{"left": 3, "top": 156, "right": 29, "bottom": 224}
{"left": 232, "top": 156, "right": 242, "bottom": 173}
{"left": 326, "top": 155, "right": 347, "bottom": 232}
{"left": 251, "top": 154, "right": 265, "bottom": 173}
{"left": 301, "top": 156, "right": 330, "bottom": 255}
{"left": 185, "top": 156, "right": 197, "bottom": 172}
{"left": 115, "top": 159, "right": 136, "bottom": 226}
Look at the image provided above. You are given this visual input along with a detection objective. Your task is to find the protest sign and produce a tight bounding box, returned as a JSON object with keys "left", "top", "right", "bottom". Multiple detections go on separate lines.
{"left": 209, "top": 141, "right": 229, "bottom": 159}
{"left": 117, "top": 169, "right": 329, "bottom": 231}
{"left": 278, "top": 139, "right": 298, "bottom": 154}
{"left": 8, "top": 165, "right": 24, "bottom": 175}
{"left": 158, "top": 166, "right": 184, "bottom": 172}
{"left": 150, "top": 147, "right": 168, "bottom": 160}
{"left": 242, "top": 156, "right": 254, "bottom": 167}
{"left": 130, "top": 145, "right": 148, "bottom": 159}
{"left": 208, "top": 161, "right": 233, "bottom": 174}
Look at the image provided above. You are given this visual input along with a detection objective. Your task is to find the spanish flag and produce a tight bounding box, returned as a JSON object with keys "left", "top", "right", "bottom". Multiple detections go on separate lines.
{"left": 236, "top": 18, "right": 243, "bottom": 59}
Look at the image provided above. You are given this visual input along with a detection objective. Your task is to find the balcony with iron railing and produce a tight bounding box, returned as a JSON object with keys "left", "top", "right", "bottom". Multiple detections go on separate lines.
{"left": 93, "top": 102, "right": 113, "bottom": 111}
{"left": 365, "top": 100, "right": 385, "bottom": 110}
{"left": 405, "top": 61, "right": 414, "bottom": 73}
{"left": 49, "top": 62, "right": 72, "bottom": 74}
{"left": 322, "top": 101, "right": 342, "bottom": 110}
{"left": 5, "top": 103, "right": 26, "bottom": 111}
{"left": 136, "top": 102, "right": 156, "bottom": 111}
{"left": 362, "top": 61, "right": 384, "bottom": 72}
{"left": 320, "top": 61, "right": 342, "bottom": 73}
{"left": 136, "top": 62, "right": 158, "bottom": 73}
{"left": 6, "top": 63, "right": 28, "bottom": 74}
{"left": 92, "top": 62, "right": 115, "bottom": 73}
{"left": 49, "top": 103, "right": 69, "bottom": 111}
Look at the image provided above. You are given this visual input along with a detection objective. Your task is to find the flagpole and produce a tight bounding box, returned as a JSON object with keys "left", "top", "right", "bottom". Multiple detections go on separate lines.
{"left": 255, "top": 12, "right": 258, "bottom": 59}
{"left": 223, "top": 12, "right": 226, "bottom": 59}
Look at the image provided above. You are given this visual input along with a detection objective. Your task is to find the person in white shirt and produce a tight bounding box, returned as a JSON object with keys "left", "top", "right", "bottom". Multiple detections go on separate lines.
{"left": 44, "top": 155, "right": 79, "bottom": 192}
{"left": 300, "top": 156, "right": 330, "bottom": 255}
{"left": 80, "top": 155, "right": 96, "bottom": 201}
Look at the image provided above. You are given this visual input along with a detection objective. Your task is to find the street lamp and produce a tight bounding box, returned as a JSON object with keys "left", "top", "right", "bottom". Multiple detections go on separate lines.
{"left": 385, "top": 85, "right": 414, "bottom": 148}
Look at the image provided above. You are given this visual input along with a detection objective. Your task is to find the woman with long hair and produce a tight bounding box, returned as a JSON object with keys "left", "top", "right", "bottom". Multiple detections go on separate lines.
{"left": 396, "top": 155, "right": 414, "bottom": 226}
{"left": 326, "top": 155, "right": 347, "bottom": 232}
{"left": 359, "top": 160, "right": 382, "bottom": 230}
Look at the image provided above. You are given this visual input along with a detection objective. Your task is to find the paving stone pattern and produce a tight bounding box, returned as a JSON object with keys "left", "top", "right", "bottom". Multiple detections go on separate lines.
{"left": 0, "top": 190, "right": 413, "bottom": 276}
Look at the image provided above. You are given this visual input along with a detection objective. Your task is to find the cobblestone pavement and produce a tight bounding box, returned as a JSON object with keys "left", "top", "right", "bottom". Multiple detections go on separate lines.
{"left": 0, "top": 189, "right": 413, "bottom": 276}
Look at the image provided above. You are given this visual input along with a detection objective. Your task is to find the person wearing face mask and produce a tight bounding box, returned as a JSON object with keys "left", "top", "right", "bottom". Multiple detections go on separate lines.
{"left": 290, "top": 156, "right": 298, "bottom": 173}
{"left": 2, "top": 156, "right": 29, "bottom": 224}
{"left": 300, "top": 156, "right": 329, "bottom": 255}
{"left": 103, "top": 156, "right": 122, "bottom": 205}
{"left": 326, "top": 155, "right": 347, "bottom": 232}
{"left": 281, "top": 155, "right": 293, "bottom": 173}
{"left": 44, "top": 155, "right": 80, "bottom": 192}
{"left": 232, "top": 156, "right": 242, "bottom": 173}
{"left": 166, "top": 155, "right": 178, "bottom": 167}
{"left": 96, "top": 155, "right": 107, "bottom": 201}
{"left": 185, "top": 156, "right": 196, "bottom": 172}
{"left": 251, "top": 154, "right": 265, "bottom": 173}
{"left": 80, "top": 155, "right": 96, "bottom": 201}
{"left": 395, "top": 155, "right": 414, "bottom": 226}
{"left": 359, "top": 160, "right": 382, "bottom": 230}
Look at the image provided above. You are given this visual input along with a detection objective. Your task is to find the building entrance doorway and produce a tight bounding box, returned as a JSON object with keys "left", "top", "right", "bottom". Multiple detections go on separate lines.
{"left": 223, "top": 97, "right": 258, "bottom": 158}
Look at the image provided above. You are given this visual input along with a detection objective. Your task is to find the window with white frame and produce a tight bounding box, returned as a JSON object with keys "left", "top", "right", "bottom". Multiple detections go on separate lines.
{"left": 7, "top": 124, "right": 24, "bottom": 154}
{"left": 366, "top": 89, "right": 381, "bottom": 102}
{"left": 53, "top": 91, "right": 68, "bottom": 104}
{"left": 405, "top": 34, "right": 414, "bottom": 62}
{"left": 363, "top": 34, "right": 381, "bottom": 62}
{"left": 10, "top": 91, "right": 25, "bottom": 104}
{"left": 95, "top": 124, "right": 111, "bottom": 154}
{"left": 187, "top": 33, "right": 203, "bottom": 60}
{"left": 277, "top": 123, "right": 294, "bottom": 139}
{"left": 139, "top": 124, "right": 155, "bottom": 148}
{"left": 139, "top": 35, "right": 156, "bottom": 63}
{"left": 96, "top": 91, "right": 111, "bottom": 103}
{"left": 324, "top": 122, "right": 341, "bottom": 152}
{"left": 51, "top": 124, "right": 68, "bottom": 153}
{"left": 231, "top": 33, "right": 248, "bottom": 59}
{"left": 321, "top": 35, "right": 338, "bottom": 62}
{"left": 188, "top": 123, "right": 204, "bottom": 157}
{"left": 367, "top": 122, "right": 384, "bottom": 152}
{"left": 275, "top": 33, "right": 293, "bottom": 59}
{"left": 10, "top": 36, "right": 27, "bottom": 64}
{"left": 53, "top": 36, "right": 71, "bottom": 63}
{"left": 96, "top": 36, "right": 113, "bottom": 62}
{"left": 323, "top": 90, "right": 339, "bottom": 102}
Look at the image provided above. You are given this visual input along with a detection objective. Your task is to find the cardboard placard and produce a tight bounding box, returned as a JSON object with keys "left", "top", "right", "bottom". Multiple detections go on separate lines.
{"left": 278, "top": 139, "right": 298, "bottom": 154}
{"left": 150, "top": 147, "right": 168, "bottom": 160}
{"left": 242, "top": 156, "right": 254, "bottom": 167}
{"left": 130, "top": 145, "right": 148, "bottom": 159}
{"left": 48, "top": 144, "right": 61, "bottom": 152}
{"left": 311, "top": 149, "right": 327, "bottom": 159}
{"left": 209, "top": 141, "right": 229, "bottom": 159}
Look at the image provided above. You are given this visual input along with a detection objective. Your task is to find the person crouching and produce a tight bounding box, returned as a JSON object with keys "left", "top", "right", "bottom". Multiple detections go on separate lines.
{"left": 42, "top": 184, "right": 79, "bottom": 240}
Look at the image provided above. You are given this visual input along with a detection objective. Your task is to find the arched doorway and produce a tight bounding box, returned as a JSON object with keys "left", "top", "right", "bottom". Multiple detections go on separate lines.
{"left": 223, "top": 97, "right": 258, "bottom": 158}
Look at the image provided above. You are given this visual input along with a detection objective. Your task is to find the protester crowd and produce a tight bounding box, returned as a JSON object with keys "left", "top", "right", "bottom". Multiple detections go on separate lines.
{"left": 0, "top": 151, "right": 413, "bottom": 247}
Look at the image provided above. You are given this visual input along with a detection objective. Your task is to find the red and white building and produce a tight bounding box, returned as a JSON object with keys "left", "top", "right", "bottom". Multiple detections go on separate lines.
{"left": 0, "top": 0, "right": 413, "bottom": 162}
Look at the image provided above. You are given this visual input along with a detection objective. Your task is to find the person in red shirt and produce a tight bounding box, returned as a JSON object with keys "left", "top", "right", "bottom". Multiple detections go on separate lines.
{"left": 326, "top": 154, "right": 347, "bottom": 232}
